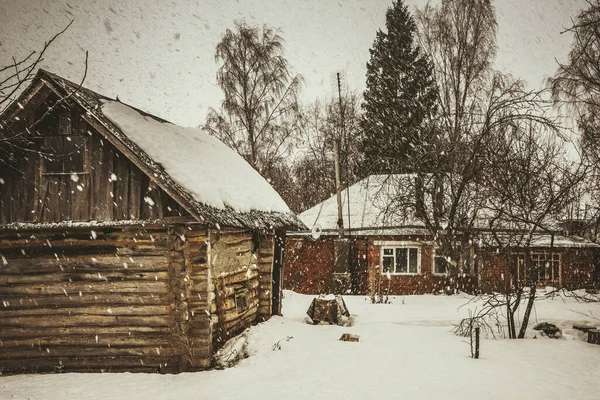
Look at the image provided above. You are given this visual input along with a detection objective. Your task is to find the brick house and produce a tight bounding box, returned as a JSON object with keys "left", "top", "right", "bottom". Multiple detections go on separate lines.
{"left": 285, "top": 175, "right": 600, "bottom": 296}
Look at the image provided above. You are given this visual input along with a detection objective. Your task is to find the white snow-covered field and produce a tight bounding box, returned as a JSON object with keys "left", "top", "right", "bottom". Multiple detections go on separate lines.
{"left": 2, "top": 290, "right": 600, "bottom": 400}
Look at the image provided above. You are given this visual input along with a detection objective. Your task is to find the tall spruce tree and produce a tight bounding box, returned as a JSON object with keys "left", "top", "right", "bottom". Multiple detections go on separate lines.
{"left": 360, "top": 0, "right": 437, "bottom": 175}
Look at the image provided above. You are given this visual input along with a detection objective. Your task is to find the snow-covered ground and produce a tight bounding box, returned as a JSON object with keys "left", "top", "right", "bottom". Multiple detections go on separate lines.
{"left": 2, "top": 290, "right": 600, "bottom": 399}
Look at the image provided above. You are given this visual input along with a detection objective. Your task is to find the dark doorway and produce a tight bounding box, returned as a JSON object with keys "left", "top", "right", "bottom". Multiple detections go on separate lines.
{"left": 272, "top": 230, "right": 285, "bottom": 315}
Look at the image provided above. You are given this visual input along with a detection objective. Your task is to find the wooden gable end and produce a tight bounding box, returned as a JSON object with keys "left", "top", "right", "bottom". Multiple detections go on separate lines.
{"left": 0, "top": 89, "right": 189, "bottom": 224}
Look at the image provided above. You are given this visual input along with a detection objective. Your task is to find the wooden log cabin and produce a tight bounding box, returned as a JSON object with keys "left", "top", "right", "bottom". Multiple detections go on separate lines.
{"left": 0, "top": 70, "right": 303, "bottom": 374}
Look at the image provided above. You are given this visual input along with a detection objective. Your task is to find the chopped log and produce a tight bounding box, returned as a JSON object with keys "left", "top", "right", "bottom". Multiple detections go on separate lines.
{"left": 574, "top": 324, "right": 597, "bottom": 332}
{"left": 339, "top": 333, "right": 360, "bottom": 342}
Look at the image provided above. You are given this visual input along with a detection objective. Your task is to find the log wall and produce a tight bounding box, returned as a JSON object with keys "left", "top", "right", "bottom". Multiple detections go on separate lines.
{"left": 0, "top": 223, "right": 210, "bottom": 374}
{"left": 207, "top": 229, "right": 275, "bottom": 349}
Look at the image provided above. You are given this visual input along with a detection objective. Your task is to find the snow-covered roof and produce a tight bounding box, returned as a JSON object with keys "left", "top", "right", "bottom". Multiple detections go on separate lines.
{"left": 2, "top": 70, "right": 303, "bottom": 230}
{"left": 300, "top": 174, "right": 600, "bottom": 248}
{"left": 299, "top": 174, "right": 419, "bottom": 234}
{"left": 100, "top": 101, "right": 288, "bottom": 214}
{"left": 477, "top": 233, "right": 600, "bottom": 249}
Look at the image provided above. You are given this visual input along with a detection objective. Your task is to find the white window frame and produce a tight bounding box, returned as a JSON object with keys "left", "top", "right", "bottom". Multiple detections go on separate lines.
{"left": 516, "top": 252, "right": 561, "bottom": 286}
{"left": 380, "top": 244, "right": 421, "bottom": 275}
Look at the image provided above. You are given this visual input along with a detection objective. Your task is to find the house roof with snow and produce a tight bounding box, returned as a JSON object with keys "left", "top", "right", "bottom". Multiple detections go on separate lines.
{"left": 298, "top": 174, "right": 429, "bottom": 236}
{"left": 298, "top": 174, "right": 600, "bottom": 248}
{"left": 1, "top": 69, "right": 303, "bottom": 230}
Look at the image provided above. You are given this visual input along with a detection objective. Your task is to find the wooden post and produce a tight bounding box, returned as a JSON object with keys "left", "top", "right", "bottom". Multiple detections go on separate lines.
{"left": 474, "top": 327, "right": 480, "bottom": 359}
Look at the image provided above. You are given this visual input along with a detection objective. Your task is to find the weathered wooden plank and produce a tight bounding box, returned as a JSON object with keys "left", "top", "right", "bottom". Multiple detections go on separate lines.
{"left": 59, "top": 175, "right": 71, "bottom": 221}
{"left": 96, "top": 133, "right": 115, "bottom": 220}
{"left": 0, "top": 304, "right": 171, "bottom": 317}
{"left": 257, "top": 305, "right": 271, "bottom": 316}
{"left": 0, "top": 271, "right": 169, "bottom": 284}
{"left": 0, "top": 257, "right": 169, "bottom": 274}
{"left": 0, "top": 333, "right": 173, "bottom": 348}
{"left": 0, "top": 346, "right": 179, "bottom": 359}
{"left": 0, "top": 356, "right": 169, "bottom": 371}
{"left": 0, "top": 280, "right": 168, "bottom": 295}
{"left": 215, "top": 280, "right": 260, "bottom": 297}
{"left": 0, "top": 293, "right": 169, "bottom": 309}
{"left": 42, "top": 178, "right": 60, "bottom": 222}
{"left": 221, "top": 298, "right": 259, "bottom": 324}
{"left": 215, "top": 267, "right": 259, "bottom": 285}
{"left": 0, "top": 314, "right": 172, "bottom": 328}
{"left": 222, "top": 311, "right": 258, "bottom": 332}
{"left": 129, "top": 165, "right": 143, "bottom": 219}
{"left": 0, "top": 325, "right": 173, "bottom": 338}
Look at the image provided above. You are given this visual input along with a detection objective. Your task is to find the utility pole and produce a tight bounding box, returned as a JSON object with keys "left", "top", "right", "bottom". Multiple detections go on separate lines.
{"left": 333, "top": 136, "right": 343, "bottom": 238}
{"left": 333, "top": 72, "right": 344, "bottom": 238}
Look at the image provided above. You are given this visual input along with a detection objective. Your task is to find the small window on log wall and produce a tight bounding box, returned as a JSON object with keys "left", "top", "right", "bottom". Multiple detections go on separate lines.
{"left": 41, "top": 113, "right": 87, "bottom": 174}
{"left": 235, "top": 289, "right": 248, "bottom": 313}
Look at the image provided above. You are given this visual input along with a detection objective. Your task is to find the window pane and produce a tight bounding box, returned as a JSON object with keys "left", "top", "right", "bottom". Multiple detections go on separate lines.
{"left": 435, "top": 256, "right": 447, "bottom": 274}
{"left": 382, "top": 256, "right": 393, "bottom": 273}
{"left": 63, "top": 136, "right": 85, "bottom": 172}
{"left": 43, "top": 136, "right": 64, "bottom": 173}
{"left": 396, "top": 248, "right": 408, "bottom": 273}
{"left": 409, "top": 248, "right": 418, "bottom": 273}
{"left": 383, "top": 248, "right": 393, "bottom": 256}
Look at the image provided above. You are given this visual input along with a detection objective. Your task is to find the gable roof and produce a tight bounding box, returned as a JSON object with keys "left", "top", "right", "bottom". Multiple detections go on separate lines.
{"left": 1, "top": 69, "right": 303, "bottom": 230}
{"left": 299, "top": 174, "right": 600, "bottom": 249}
{"left": 299, "top": 174, "right": 427, "bottom": 235}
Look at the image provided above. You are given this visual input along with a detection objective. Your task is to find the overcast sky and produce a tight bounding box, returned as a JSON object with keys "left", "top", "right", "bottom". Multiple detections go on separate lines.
{"left": 0, "top": 0, "right": 588, "bottom": 127}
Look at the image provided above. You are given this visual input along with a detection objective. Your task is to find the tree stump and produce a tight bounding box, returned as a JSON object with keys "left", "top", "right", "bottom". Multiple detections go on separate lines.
{"left": 306, "top": 294, "right": 350, "bottom": 325}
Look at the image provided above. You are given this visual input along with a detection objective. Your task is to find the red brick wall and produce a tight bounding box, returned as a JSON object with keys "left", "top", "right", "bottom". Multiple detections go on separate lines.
{"left": 478, "top": 250, "right": 511, "bottom": 293}
{"left": 477, "top": 247, "right": 598, "bottom": 293}
{"left": 366, "top": 239, "right": 476, "bottom": 295}
{"left": 284, "top": 235, "right": 477, "bottom": 295}
{"left": 285, "top": 237, "right": 599, "bottom": 295}
{"left": 284, "top": 237, "right": 336, "bottom": 294}
{"left": 559, "top": 248, "right": 595, "bottom": 289}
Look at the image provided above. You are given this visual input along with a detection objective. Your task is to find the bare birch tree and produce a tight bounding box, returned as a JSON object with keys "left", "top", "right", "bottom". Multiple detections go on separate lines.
{"left": 293, "top": 92, "right": 362, "bottom": 212}
{"left": 478, "top": 119, "right": 586, "bottom": 338}
{"left": 549, "top": 0, "right": 600, "bottom": 239}
{"left": 204, "top": 21, "right": 303, "bottom": 176}
{"left": 382, "top": 0, "right": 562, "bottom": 279}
